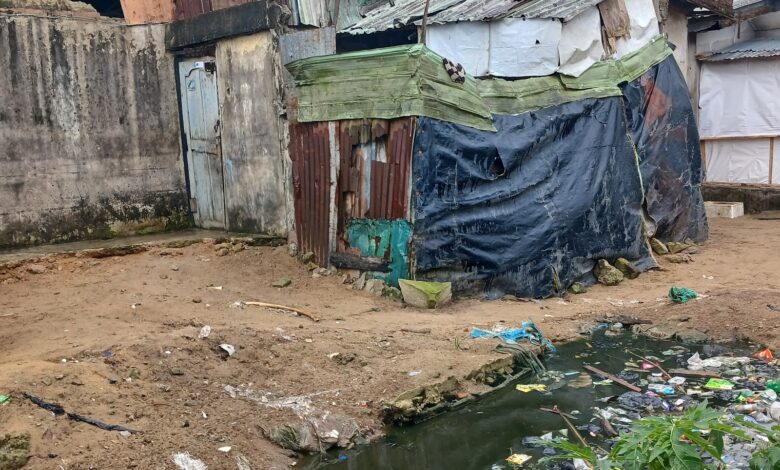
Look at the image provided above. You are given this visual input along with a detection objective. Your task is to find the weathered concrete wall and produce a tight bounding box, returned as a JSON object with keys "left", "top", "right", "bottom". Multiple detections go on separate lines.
{"left": 0, "top": 15, "right": 187, "bottom": 249}
{"left": 216, "top": 32, "right": 289, "bottom": 236}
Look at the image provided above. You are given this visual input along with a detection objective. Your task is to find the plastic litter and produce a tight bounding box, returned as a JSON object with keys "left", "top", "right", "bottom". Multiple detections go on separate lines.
{"left": 218, "top": 446, "right": 231, "bottom": 453}
{"left": 704, "top": 378, "right": 735, "bottom": 390}
{"left": 220, "top": 344, "right": 235, "bottom": 357}
{"left": 198, "top": 326, "right": 211, "bottom": 339}
{"left": 667, "top": 376, "right": 686, "bottom": 385}
{"left": 755, "top": 348, "right": 774, "bottom": 361}
{"left": 506, "top": 453, "right": 532, "bottom": 465}
{"left": 471, "top": 319, "right": 556, "bottom": 352}
{"left": 172, "top": 452, "right": 208, "bottom": 470}
{"left": 0, "top": 394, "right": 10, "bottom": 406}
{"left": 668, "top": 286, "right": 698, "bottom": 303}
{"left": 22, "top": 392, "right": 140, "bottom": 433}
{"left": 516, "top": 384, "right": 546, "bottom": 393}
{"left": 648, "top": 384, "right": 675, "bottom": 395}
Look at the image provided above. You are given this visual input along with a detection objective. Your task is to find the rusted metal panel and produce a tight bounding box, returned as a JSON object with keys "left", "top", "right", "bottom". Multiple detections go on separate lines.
{"left": 289, "top": 122, "right": 332, "bottom": 265}
{"left": 120, "top": 0, "right": 176, "bottom": 24}
{"left": 211, "top": 0, "right": 253, "bottom": 11}
{"left": 336, "top": 118, "right": 414, "bottom": 250}
{"left": 176, "top": 0, "right": 212, "bottom": 20}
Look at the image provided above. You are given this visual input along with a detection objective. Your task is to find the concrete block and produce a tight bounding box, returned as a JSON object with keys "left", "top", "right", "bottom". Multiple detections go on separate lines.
{"left": 704, "top": 201, "right": 744, "bottom": 219}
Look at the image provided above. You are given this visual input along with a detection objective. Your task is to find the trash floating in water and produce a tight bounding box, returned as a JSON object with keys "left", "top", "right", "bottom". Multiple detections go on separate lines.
{"left": 704, "top": 378, "right": 735, "bottom": 390}
{"left": 505, "top": 453, "right": 532, "bottom": 465}
{"left": 516, "top": 384, "right": 546, "bottom": 393}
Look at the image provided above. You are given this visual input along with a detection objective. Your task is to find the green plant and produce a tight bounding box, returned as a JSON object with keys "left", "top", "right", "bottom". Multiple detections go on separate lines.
{"left": 733, "top": 416, "right": 780, "bottom": 470}
{"left": 540, "top": 401, "right": 747, "bottom": 470}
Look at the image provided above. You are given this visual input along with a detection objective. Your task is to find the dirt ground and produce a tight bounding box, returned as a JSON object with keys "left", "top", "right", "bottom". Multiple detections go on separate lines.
{"left": 1, "top": 213, "right": 779, "bottom": 469}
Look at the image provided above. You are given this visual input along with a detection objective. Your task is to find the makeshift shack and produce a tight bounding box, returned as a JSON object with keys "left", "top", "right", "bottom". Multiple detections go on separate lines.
{"left": 698, "top": 11, "right": 780, "bottom": 185}
{"left": 286, "top": 0, "right": 709, "bottom": 299}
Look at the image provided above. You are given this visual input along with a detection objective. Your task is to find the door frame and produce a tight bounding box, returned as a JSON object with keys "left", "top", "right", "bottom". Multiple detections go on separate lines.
{"left": 174, "top": 53, "right": 228, "bottom": 230}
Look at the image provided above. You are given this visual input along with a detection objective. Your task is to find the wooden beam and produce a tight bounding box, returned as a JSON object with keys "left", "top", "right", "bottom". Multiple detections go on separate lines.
{"left": 583, "top": 365, "right": 642, "bottom": 392}
{"left": 770, "top": 137, "right": 775, "bottom": 185}
{"left": 598, "top": 0, "right": 630, "bottom": 39}
{"left": 330, "top": 251, "right": 390, "bottom": 272}
{"left": 668, "top": 369, "right": 722, "bottom": 378}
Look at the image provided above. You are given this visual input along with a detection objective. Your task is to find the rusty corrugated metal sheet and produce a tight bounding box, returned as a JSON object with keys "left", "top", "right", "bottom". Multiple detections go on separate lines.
{"left": 211, "top": 0, "right": 254, "bottom": 10}
{"left": 289, "top": 122, "right": 332, "bottom": 265}
{"left": 336, "top": 118, "right": 414, "bottom": 250}
{"left": 700, "top": 36, "right": 780, "bottom": 61}
{"left": 175, "top": 0, "right": 212, "bottom": 20}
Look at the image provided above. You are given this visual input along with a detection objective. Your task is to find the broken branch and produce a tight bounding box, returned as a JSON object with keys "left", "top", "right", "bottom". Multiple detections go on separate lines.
{"left": 243, "top": 301, "right": 319, "bottom": 322}
{"left": 583, "top": 365, "right": 642, "bottom": 392}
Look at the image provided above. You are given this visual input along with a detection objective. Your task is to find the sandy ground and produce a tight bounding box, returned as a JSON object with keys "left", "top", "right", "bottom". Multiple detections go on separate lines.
{"left": 1, "top": 213, "right": 779, "bottom": 469}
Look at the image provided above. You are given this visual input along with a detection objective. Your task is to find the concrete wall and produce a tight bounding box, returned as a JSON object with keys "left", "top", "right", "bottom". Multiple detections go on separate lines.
{"left": 216, "top": 32, "right": 289, "bottom": 236}
{"left": 0, "top": 14, "right": 187, "bottom": 249}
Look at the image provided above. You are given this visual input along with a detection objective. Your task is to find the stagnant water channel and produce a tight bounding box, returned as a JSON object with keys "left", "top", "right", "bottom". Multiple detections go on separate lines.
{"left": 301, "top": 331, "right": 753, "bottom": 470}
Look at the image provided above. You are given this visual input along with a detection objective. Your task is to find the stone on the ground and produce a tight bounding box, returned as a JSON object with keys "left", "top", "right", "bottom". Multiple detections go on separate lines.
{"left": 26, "top": 264, "right": 47, "bottom": 274}
{"left": 398, "top": 280, "right": 452, "bottom": 308}
{"left": 299, "top": 252, "right": 314, "bottom": 264}
{"left": 614, "top": 258, "right": 640, "bottom": 280}
{"left": 382, "top": 286, "right": 402, "bottom": 300}
{"left": 0, "top": 433, "right": 30, "bottom": 470}
{"left": 666, "top": 254, "right": 692, "bottom": 264}
{"left": 568, "top": 282, "right": 587, "bottom": 294}
{"left": 364, "top": 278, "right": 386, "bottom": 297}
{"left": 593, "top": 259, "right": 623, "bottom": 286}
{"left": 272, "top": 278, "right": 292, "bottom": 288}
{"left": 650, "top": 238, "right": 668, "bottom": 255}
{"left": 674, "top": 329, "right": 709, "bottom": 344}
{"left": 215, "top": 247, "right": 229, "bottom": 257}
{"left": 667, "top": 241, "right": 687, "bottom": 254}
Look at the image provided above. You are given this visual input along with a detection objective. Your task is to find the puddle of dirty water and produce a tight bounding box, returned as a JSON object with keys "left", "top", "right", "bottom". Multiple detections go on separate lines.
{"left": 300, "top": 331, "right": 754, "bottom": 470}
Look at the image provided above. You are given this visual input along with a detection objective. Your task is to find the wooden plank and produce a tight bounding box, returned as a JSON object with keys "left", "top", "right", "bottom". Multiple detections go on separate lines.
{"left": 669, "top": 369, "right": 722, "bottom": 379}
{"left": 583, "top": 365, "right": 642, "bottom": 392}
{"left": 770, "top": 137, "right": 775, "bottom": 185}
{"left": 700, "top": 134, "right": 780, "bottom": 141}
{"left": 598, "top": 0, "right": 630, "bottom": 39}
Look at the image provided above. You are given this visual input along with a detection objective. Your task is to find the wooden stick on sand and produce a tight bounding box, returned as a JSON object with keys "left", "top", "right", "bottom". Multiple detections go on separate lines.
{"left": 243, "top": 301, "right": 319, "bottom": 322}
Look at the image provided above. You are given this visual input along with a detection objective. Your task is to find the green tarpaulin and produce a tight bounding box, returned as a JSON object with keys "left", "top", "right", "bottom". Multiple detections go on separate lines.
{"left": 287, "top": 44, "right": 496, "bottom": 131}
{"left": 286, "top": 36, "right": 673, "bottom": 129}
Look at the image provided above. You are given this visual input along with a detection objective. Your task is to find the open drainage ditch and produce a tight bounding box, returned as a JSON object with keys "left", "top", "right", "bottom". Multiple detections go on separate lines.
{"left": 301, "top": 330, "right": 773, "bottom": 469}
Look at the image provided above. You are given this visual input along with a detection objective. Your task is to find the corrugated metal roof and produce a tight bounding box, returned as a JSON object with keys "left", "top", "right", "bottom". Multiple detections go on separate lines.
{"left": 700, "top": 36, "right": 780, "bottom": 61}
{"left": 733, "top": 0, "right": 763, "bottom": 10}
{"left": 341, "top": 0, "right": 602, "bottom": 35}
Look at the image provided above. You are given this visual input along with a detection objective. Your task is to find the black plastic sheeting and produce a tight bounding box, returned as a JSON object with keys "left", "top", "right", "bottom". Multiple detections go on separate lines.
{"left": 621, "top": 56, "right": 708, "bottom": 243}
{"left": 412, "top": 97, "right": 655, "bottom": 299}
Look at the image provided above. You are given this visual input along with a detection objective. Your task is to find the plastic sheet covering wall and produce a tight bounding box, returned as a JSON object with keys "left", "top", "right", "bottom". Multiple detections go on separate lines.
{"left": 699, "top": 58, "right": 780, "bottom": 138}
{"left": 411, "top": 98, "right": 653, "bottom": 299}
{"left": 289, "top": 122, "right": 331, "bottom": 265}
{"left": 489, "top": 18, "right": 561, "bottom": 77}
{"left": 621, "top": 56, "right": 708, "bottom": 243}
{"left": 705, "top": 139, "right": 771, "bottom": 184}
{"left": 614, "top": 0, "right": 659, "bottom": 58}
{"left": 426, "top": 22, "right": 490, "bottom": 77}
{"left": 557, "top": 6, "right": 603, "bottom": 77}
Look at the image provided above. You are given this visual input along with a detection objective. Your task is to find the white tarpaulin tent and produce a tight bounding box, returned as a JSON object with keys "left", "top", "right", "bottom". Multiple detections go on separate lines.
{"left": 700, "top": 55, "right": 780, "bottom": 184}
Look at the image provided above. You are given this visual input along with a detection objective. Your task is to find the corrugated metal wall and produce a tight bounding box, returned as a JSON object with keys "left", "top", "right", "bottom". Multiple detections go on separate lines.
{"left": 175, "top": 0, "right": 212, "bottom": 20}
{"left": 289, "top": 118, "right": 415, "bottom": 266}
{"left": 289, "top": 122, "right": 332, "bottom": 265}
